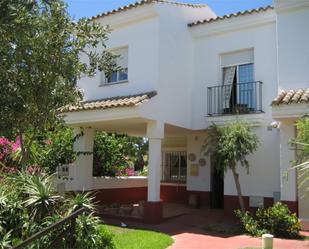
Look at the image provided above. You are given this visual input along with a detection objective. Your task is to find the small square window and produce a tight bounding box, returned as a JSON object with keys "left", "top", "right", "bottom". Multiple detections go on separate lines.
{"left": 102, "top": 47, "right": 128, "bottom": 85}
{"left": 118, "top": 68, "right": 128, "bottom": 81}
{"left": 107, "top": 71, "right": 118, "bottom": 83}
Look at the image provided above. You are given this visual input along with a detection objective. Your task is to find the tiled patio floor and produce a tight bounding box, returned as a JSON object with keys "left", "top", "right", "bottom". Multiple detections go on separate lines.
{"left": 103, "top": 203, "right": 309, "bottom": 249}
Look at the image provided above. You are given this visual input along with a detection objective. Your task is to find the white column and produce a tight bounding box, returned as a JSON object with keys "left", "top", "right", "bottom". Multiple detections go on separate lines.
{"left": 72, "top": 127, "right": 94, "bottom": 191}
{"left": 147, "top": 121, "right": 164, "bottom": 202}
{"left": 148, "top": 138, "right": 162, "bottom": 201}
{"left": 280, "top": 121, "right": 297, "bottom": 202}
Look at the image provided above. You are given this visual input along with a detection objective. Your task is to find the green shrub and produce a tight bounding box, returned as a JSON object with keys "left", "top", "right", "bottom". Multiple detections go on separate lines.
{"left": 0, "top": 231, "right": 11, "bottom": 249}
{"left": 235, "top": 202, "right": 301, "bottom": 239}
{"left": 0, "top": 171, "right": 112, "bottom": 248}
{"left": 235, "top": 210, "right": 266, "bottom": 237}
{"left": 75, "top": 213, "right": 115, "bottom": 249}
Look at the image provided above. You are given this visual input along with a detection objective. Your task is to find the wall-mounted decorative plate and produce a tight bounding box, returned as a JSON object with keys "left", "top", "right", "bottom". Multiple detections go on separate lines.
{"left": 188, "top": 153, "right": 196, "bottom": 162}
{"left": 199, "top": 158, "right": 206, "bottom": 167}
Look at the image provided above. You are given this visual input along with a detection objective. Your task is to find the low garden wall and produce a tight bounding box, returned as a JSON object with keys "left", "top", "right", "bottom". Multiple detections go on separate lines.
{"left": 92, "top": 176, "right": 147, "bottom": 189}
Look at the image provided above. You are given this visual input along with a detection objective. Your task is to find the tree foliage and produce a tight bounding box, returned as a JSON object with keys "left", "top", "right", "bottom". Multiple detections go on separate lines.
{"left": 203, "top": 120, "right": 259, "bottom": 212}
{"left": 0, "top": 0, "right": 116, "bottom": 165}
{"left": 28, "top": 124, "right": 79, "bottom": 174}
{"left": 293, "top": 117, "right": 309, "bottom": 164}
{"left": 291, "top": 117, "right": 309, "bottom": 191}
{"left": 93, "top": 132, "right": 148, "bottom": 177}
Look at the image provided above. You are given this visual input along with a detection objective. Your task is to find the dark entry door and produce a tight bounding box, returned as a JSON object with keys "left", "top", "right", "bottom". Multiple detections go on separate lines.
{"left": 210, "top": 159, "right": 224, "bottom": 209}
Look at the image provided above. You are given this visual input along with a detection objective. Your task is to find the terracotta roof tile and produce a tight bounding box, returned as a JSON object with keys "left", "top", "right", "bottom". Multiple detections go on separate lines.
{"left": 272, "top": 89, "right": 309, "bottom": 106}
{"left": 89, "top": 0, "right": 208, "bottom": 21}
{"left": 60, "top": 91, "right": 157, "bottom": 113}
{"left": 188, "top": 5, "right": 273, "bottom": 27}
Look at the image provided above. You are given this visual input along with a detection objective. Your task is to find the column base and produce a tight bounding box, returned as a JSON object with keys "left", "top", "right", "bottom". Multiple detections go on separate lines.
{"left": 143, "top": 201, "right": 163, "bottom": 224}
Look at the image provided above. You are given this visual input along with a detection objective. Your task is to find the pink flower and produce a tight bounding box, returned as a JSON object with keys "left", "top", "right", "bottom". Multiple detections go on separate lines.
{"left": 3, "top": 167, "right": 18, "bottom": 174}
{"left": 26, "top": 165, "right": 43, "bottom": 175}
{"left": 45, "top": 139, "right": 52, "bottom": 145}
{"left": 125, "top": 168, "right": 135, "bottom": 176}
{"left": 0, "top": 137, "right": 10, "bottom": 146}
{"left": 12, "top": 136, "right": 21, "bottom": 153}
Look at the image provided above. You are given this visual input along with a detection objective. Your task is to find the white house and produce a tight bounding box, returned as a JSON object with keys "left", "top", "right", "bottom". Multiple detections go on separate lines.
{"left": 60, "top": 0, "right": 309, "bottom": 227}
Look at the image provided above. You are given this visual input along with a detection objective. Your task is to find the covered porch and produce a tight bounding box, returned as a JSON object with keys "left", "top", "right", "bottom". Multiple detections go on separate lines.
{"left": 59, "top": 92, "right": 194, "bottom": 223}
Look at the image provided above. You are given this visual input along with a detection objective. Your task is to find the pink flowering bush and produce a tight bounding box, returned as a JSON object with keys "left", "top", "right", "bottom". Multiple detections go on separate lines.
{"left": 0, "top": 136, "right": 21, "bottom": 169}
{"left": 125, "top": 168, "right": 135, "bottom": 176}
{"left": 115, "top": 167, "right": 136, "bottom": 176}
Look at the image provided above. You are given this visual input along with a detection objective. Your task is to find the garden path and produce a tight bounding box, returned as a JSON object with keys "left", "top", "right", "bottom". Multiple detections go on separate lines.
{"left": 103, "top": 203, "right": 309, "bottom": 249}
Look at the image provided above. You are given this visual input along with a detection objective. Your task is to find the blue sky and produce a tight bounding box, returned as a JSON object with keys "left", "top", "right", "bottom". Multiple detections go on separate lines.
{"left": 65, "top": 0, "right": 273, "bottom": 20}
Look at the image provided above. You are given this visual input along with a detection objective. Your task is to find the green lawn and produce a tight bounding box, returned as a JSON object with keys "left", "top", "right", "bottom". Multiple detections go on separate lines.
{"left": 98, "top": 224, "right": 174, "bottom": 249}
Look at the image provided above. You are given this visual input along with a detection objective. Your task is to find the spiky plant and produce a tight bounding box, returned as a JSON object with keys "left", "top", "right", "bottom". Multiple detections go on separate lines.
{"left": 66, "top": 191, "right": 97, "bottom": 214}
{"left": 22, "top": 174, "right": 62, "bottom": 221}
{"left": 0, "top": 231, "right": 11, "bottom": 249}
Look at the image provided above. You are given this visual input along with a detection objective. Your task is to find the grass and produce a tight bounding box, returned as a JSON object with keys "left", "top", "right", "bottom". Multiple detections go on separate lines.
{"left": 98, "top": 224, "right": 174, "bottom": 249}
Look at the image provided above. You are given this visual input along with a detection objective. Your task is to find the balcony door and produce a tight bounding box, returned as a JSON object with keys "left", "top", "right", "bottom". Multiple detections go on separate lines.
{"left": 222, "top": 63, "right": 255, "bottom": 113}
{"left": 238, "top": 63, "right": 255, "bottom": 110}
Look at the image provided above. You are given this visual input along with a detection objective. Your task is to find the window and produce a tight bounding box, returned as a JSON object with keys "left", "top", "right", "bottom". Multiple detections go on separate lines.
{"left": 222, "top": 63, "right": 255, "bottom": 110}
{"left": 102, "top": 47, "right": 128, "bottom": 85}
{"left": 106, "top": 68, "right": 128, "bottom": 84}
{"left": 220, "top": 49, "right": 255, "bottom": 113}
{"left": 161, "top": 151, "right": 187, "bottom": 182}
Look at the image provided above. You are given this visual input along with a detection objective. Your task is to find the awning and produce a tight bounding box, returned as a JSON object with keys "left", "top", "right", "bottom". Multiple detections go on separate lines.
{"left": 60, "top": 91, "right": 157, "bottom": 113}
{"left": 271, "top": 89, "right": 309, "bottom": 106}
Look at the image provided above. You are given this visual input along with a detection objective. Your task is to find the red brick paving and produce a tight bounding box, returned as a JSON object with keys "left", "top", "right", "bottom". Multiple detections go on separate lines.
{"left": 168, "top": 232, "right": 309, "bottom": 249}
{"left": 103, "top": 205, "right": 309, "bottom": 249}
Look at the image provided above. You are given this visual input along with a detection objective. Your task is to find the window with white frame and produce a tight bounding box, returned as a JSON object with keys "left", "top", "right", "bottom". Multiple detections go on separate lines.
{"left": 102, "top": 47, "right": 128, "bottom": 85}
{"left": 221, "top": 49, "right": 255, "bottom": 111}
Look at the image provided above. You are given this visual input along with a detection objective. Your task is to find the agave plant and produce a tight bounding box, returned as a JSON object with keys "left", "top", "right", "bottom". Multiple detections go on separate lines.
{"left": 66, "top": 191, "right": 97, "bottom": 214}
{"left": 0, "top": 231, "right": 12, "bottom": 249}
{"left": 22, "top": 174, "right": 62, "bottom": 221}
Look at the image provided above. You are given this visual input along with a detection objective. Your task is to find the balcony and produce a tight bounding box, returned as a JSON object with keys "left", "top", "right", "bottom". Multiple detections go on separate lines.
{"left": 207, "top": 81, "right": 263, "bottom": 116}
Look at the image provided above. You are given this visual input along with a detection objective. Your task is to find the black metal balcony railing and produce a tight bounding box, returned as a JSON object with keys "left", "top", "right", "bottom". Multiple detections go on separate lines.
{"left": 207, "top": 81, "right": 263, "bottom": 116}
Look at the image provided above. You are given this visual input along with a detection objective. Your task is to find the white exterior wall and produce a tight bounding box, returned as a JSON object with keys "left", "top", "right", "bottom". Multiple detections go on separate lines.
{"left": 191, "top": 11, "right": 277, "bottom": 129}
{"left": 63, "top": 176, "right": 147, "bottom": 192}
{"left": 153, "top": 4, "right": 216, "bottom": 128}
{"left": 77, "top": 3, "right": 215, "bottom": 128}
{"left": 189, "top": 11, "right": 281, "bottom": 198}
{"left": 79, "top": 14, "right": 160, "bottom": 101}
{"left": 186, "top": 133, "right": 211, "bottom": 192}
{"left": 276, "top": 1, "right": 309, "bottom": 90}
{"left": 224, "top": 126, "right": 280, "bottom": 197}
{"left": 279, "top": 121, "right": 297, "bottom": 201}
